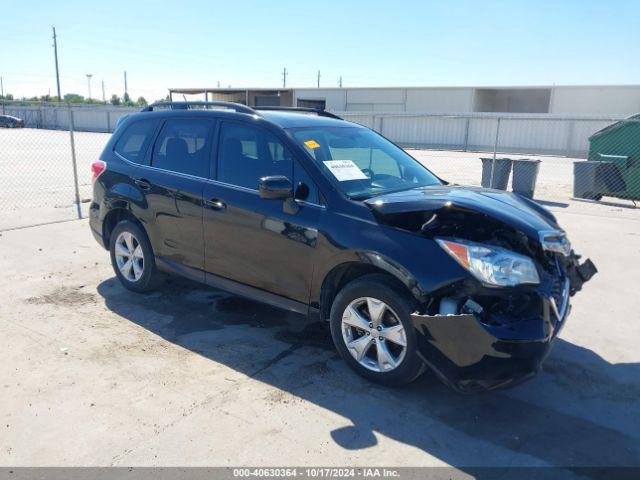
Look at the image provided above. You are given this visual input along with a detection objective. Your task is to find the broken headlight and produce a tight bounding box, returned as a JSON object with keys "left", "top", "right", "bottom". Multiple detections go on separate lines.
{"left": 436, "top": 238, "right": 540, "bottom": 287}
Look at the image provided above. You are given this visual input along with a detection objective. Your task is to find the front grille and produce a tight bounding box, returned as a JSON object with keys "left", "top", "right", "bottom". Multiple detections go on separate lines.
{"left": 549, "top": 274, "right": 570, "bottom": 322}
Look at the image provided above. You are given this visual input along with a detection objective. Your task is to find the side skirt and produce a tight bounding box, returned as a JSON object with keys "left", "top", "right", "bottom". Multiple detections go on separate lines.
{"left": 155, "top": 256, "right": 314, "bottom": 317}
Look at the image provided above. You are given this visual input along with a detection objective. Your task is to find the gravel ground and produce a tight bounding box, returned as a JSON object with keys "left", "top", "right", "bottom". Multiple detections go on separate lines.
{"left": 0, "top": 200, "right": 639, "bottom": 472}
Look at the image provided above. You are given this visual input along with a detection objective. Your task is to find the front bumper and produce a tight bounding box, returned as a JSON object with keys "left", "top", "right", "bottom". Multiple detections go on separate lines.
{"left": 410, "top": 251, "right": 595, "bottom": 393}
{"left": 412, "top": 302, "right": 566, "bottom": 393}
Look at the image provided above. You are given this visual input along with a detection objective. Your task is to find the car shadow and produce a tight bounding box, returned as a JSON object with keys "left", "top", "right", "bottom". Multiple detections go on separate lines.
{"left": 96, "top": 275, "right": 640, "bottom": 477}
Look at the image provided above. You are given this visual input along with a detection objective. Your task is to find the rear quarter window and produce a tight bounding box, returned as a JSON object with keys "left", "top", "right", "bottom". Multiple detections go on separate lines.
{"left": 114, "top": 119, "right": 159, "bottom": 164}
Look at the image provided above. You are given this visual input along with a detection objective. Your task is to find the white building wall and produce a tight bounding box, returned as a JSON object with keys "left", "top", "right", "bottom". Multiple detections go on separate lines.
{"left": 550, "top": 86, "right": 640, "bottom": 115}
{"left": 293, "top": 89, "right": 347, "bottom": 111}
{"left": 294, "top": 85, "right": 640, "bottom": 116}
{"left": 295, "top": 87, "right": 476, "bottom": 113}
{"left": 404, "top": 88, "right": 474, "bottom": 112}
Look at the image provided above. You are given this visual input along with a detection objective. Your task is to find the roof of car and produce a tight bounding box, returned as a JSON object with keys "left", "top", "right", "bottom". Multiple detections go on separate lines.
{"left": 256, "top": 110, "right": 356, "bottom": 129}
{"left": 133, "top": 102, "right": 360, "bottom": 130}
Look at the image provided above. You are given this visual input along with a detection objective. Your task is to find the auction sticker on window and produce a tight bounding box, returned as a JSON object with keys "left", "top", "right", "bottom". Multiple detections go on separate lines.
{"left": 323, "top": 160, "right": 368, "bottom": 181}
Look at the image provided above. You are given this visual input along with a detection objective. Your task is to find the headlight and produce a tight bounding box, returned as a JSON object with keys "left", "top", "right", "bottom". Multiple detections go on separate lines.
{"left": 436, "top": 238, "right": 540, "bottom": 287}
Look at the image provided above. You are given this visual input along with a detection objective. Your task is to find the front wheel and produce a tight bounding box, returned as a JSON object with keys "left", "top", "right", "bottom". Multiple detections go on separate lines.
{"left": 330, "top": 274, "right": 425, "bottom": 386}
{"left": 109, "top": 220, "right": 162, "bottom": 292}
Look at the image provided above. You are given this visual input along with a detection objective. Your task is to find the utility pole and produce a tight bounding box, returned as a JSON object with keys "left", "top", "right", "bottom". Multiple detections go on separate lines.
{"left": 86, "top": 74, "right": 93, "bottom": 100}
{"left": 339, "top": 76, "right": 343, "bottom": 88}
{"left": 52, "top": 26, "right": 62, "bottom": 102}
{"left": 217, "top": 80, "right": 220, "bottom": 88}
{"left": 1, "top": 76, "right": 4, "bottom": 114}
{"left": 282, "top": 67, "right": 287, "bottom": 88}
{"left": 123, "top": 70, "right": 128, "bottom": 98}
{"left": 101, "top": 79, "right": 106, "bottom": 103}
{"left": 317, "top": 70, "right": 321, "bottom": 88}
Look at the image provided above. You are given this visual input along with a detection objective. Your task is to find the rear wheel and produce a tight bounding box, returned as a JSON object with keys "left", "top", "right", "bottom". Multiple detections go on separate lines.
{"left": 109, "top": 220, "right": 162, "bottom": 292}
{"left": 330, "top": 274, "right": 424, "bottom": 386}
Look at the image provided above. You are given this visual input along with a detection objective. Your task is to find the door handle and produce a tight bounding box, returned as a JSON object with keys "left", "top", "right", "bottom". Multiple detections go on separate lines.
{"left": 205, "top": 198, "right": 226, "bottom": 211}
{"left": 134, "top": 178, "right": 151, "bottom": 190}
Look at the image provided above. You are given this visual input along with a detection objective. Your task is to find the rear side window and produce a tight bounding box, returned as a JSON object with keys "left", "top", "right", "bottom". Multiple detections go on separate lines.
{"left": 114, "top": 119, "right": 159, "bottom": 163}
{"left": 151, "top": 119, "right": 213, "bottom": 177}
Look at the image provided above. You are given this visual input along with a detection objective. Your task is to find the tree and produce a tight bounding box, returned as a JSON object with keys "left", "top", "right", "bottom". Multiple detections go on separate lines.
{"left": 0, "top": 93, "right": 13, "bottom": 100}
{"left": 122, "top": 92, "right": 134, "bottom": 106}
{"left": 110, "top": 94, "right": 121, "bottom": 106}
{"left": 136, "top": 96, "right": 148, "bottom": 106}
{"left": 64, "top": 93, "right": 85, "bottom": 104}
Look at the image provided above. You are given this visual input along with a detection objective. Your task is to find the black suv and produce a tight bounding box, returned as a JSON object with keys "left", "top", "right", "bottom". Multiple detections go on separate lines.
{"left": 90, "top": 102, "right": 596, "bottom": 392}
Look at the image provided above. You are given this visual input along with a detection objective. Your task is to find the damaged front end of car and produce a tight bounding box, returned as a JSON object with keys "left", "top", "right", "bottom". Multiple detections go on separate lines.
{"left": 366, "top": 185, "right": 597, "bottom": 392}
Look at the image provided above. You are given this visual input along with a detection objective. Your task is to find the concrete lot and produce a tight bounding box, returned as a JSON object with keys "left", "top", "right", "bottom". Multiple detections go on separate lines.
{"left": 1, "top": 200, "right": 639, "bottom": 473}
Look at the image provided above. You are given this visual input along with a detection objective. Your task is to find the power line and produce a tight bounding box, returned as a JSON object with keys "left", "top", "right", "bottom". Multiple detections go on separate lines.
{"left": 51, "top": 26, "right": 62, "bottom": 101}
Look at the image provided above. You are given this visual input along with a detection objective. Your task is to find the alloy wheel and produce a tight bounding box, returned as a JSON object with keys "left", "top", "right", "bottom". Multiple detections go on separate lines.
{"left": 114, "top": 231, "right": 144, "bottom": 282}
{"left": 341, "top": 297, "right": 407, "bottom": 372}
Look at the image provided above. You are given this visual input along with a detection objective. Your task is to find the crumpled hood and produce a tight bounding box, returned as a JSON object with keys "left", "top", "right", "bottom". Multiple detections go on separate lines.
{"left": 364, "top": 184, "right": 560, "bottom": 239}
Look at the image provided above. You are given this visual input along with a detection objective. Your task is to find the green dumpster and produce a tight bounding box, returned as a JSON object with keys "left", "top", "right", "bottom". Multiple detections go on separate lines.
{"left": 587, "top": 114, "right": 640, "bottom": 200}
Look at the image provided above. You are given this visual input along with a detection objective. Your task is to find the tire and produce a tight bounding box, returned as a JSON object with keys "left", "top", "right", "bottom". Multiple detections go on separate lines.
{"left": 330, "top": 274, "right": 425, "bottom": 387}
{"left": 109, "top": 220, "right": 162, "bottom": 293}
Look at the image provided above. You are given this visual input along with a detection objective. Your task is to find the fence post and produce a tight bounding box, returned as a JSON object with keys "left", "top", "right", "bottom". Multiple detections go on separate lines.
{"left": 67, "top": 103, "right": 83, "bottom": 219}
{"left": 463, "top": 117, "right": 470, "bottom": 151}
{"left": 489, "top": 117, "right": 502, "bottom": 188}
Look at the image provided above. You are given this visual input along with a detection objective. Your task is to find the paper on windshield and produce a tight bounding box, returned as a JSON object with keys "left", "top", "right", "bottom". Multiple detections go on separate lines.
{"left": 323, "top": 160, "right": 368, "bottom": 181}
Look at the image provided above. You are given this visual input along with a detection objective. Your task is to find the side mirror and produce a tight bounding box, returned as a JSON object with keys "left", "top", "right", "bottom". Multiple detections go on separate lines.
{"left": 258, "top": 175, "right": 293, "bottom": 200}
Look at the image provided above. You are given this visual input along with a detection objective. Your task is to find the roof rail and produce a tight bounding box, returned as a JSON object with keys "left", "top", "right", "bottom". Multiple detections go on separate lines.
{"left": 254, "top": 106, "right": 343, "bottom": 120}
{"left": 141, "top": 101, "right": 256, "bottom": 115}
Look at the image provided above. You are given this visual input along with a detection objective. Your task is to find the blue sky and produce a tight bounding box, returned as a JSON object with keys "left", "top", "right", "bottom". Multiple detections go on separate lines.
{"left": 1, "top": 0, "right": 639, "bottom": 101}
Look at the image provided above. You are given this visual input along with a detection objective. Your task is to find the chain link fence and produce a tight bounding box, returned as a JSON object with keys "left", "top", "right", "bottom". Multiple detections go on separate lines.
{"left": 0, "top": 101, "right": 638, "bottom": 230}
{"left": 340, "top": 112, "right": 640, "bottom": 205}
{"left": 0, "top": 101, "right": 115, "bottom": 230}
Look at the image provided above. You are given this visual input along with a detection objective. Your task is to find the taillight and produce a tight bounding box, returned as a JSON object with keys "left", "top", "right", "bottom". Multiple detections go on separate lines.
{"left": 91, "top": 160, "right": 106, "bottom": 182}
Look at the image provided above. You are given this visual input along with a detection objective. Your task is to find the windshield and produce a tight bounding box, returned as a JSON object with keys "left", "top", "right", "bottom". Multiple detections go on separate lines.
{"left": 291, "top": 126, "right": 441, "bottom": 199}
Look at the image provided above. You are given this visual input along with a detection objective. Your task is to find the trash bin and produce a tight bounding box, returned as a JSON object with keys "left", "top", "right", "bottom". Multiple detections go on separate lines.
{"left": 512, "top": 159, "right": 541, "bottom": 198}
{"left": 480, "top": 157, "right": 512, "bottom": 190}
{"left": 595, "top": 154, "right": 633, "bottom": 198}
{"left": 573, "top": 161, "right": 604, "bottom": 200}
{"left": 588, "top": 114, "right": 640, "bottom": 201}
